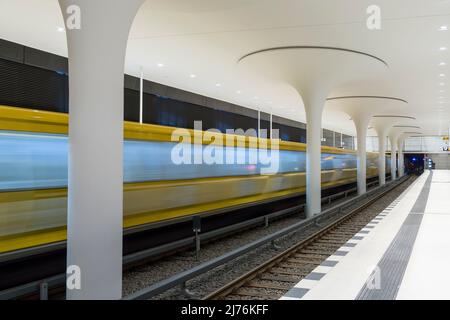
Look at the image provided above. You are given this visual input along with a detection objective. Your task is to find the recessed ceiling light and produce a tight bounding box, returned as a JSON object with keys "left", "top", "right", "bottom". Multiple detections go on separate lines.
{"left": 254, "top": 96, "right": 259, "bottom": 100}
{"left": 439, "top": 25, "right": 449, "bottom": 31}
{"left": 215, "top": 83, "right": 221, "bottom": 87}
{"left": 440, "top": 47, "right": 448, "bottom": 51}
{"left": 157, "top": 63, "right": 165, "bottom": 68}
{"left": 440, "top": 62, "right": 447, "bottom": 66}
{"left": 440, "top": 74, "right": 446, "bottom": 77}
{"left": 440, "top": 82, "right": 446, "bottom": 86}
{"left": 57, "top": 27, "right": 65, "bottom": 33}
{"left": 189, "top": 74, "right": 197, "bottom": 78}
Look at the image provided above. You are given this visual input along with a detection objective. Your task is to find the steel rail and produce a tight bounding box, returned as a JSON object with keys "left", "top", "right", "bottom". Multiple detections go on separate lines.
{"left": 205, "top": 178, "right": 407, "bottom": 299}
{"left": 0, "top": 178, "right": 380, "bottom": 300}
{"left": 125, "top": 176, "right": 407, "bottom": 300}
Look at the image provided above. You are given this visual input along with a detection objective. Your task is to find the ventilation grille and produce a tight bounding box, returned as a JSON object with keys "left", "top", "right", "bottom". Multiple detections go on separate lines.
{"left": 0, "top": 58, "right": 68, "bottom": 113}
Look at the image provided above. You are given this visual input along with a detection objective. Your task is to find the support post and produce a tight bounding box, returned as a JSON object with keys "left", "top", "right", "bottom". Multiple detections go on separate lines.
{"left": 303, "top": 95, "right": 325, "bottom": 218}
{"left": 333, "top": 131, "right": 336, "bottom": 148}
{"left": 193, "top": 216, "right": 201, "bottom": 260}
{"left": 390, "top": 136, "right": 398, "bottom": 180}
{"left": 377, "top": 131, "right": 387, "bottom": 186}
{"left": 59, "top": 0, "right": 144, "bottom": 300}
{"left": 257, "top": 109, "right": 261, "bottom": 138}
{"left": 398, "top": 137, "right": 406, "bottom": 177}
{"left": 354, "top": 116, "right": 370, "bottom": 195}
{"left": 40, "top": 283, "right": 49, "bottom": 301}
{"left": 270, "top": 110, "right": 273, "bottom": 140}
{"left": 139, "top": 67, "right": 144, "bottom": 124}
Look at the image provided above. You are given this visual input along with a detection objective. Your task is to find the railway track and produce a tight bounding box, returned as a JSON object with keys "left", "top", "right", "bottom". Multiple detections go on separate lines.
{"left": 0, "top": 178, "right": 379, "bottom": 300}
{"left": 205, "top": 177, "right": 411, "bottom": 300}
{"left": 1, "top": 176, "right": 405, "bottom": 300}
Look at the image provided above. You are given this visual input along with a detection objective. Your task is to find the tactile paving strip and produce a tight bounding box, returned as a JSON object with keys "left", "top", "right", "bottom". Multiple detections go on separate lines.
{"left": 356, "top": 172, "right": 433, "bottom": 300}
{"left": 281, "top": 184, "right": 407, "bottom": 300}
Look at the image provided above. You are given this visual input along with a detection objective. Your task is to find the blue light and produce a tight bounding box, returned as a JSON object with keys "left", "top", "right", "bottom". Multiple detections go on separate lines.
{"left": 412, "top": 158, "right": 417, "bottom": 162}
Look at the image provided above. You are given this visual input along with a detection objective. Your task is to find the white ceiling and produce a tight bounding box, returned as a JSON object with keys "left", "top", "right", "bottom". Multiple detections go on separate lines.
{"left": 0, "top": 0, "right": 449, "bottom": 136}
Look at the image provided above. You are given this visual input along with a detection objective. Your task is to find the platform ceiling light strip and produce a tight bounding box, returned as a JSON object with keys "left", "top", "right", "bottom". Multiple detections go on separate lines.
{"left": 373, "top": 115, "right": 416, "bottom": 120}
{"left": 326, "top": 96, "right": 408, "bottom": 104}
{"left": 238, "top": 46, "right": 389, "bottom": 67}
{"left": 393, "top": 125, "right": 422, "bottom": 129}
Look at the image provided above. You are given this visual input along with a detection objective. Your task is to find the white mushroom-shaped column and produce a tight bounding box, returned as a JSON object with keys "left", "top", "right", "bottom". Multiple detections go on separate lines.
{"left": 58, "top": 0, "right": 145, "bottom": 300}
{"left": 370, "top": 114, "right": 415, "bottom": 185}
{"left": 396, "top": 129, "right": 422, "bottom": 177}
{"left": 388, "top": 131, "right": 401, "bottom": 181}
{"left": 326, "top": 97, "right": 407, "bottom": 195}
{"left": 388, "top": 126, "right": 421, "bottom": 180}
{"left": 398, "top": 135, "right": 407, "bottom": 177}
{"left": 238, "top": 47, "right": 387, "bottom": 217}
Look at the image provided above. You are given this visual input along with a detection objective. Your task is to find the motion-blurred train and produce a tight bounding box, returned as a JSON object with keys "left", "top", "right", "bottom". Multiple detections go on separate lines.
{"left": 0, "top": 105, "right": 388, "bottom": 254}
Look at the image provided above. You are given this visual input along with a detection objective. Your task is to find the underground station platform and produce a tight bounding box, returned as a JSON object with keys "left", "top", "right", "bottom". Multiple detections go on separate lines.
{"left": 0, "top": 0, "right": 450, "bottom": 315}
{"left": 282, "top": 170, "right": 450, "bottom": 300}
